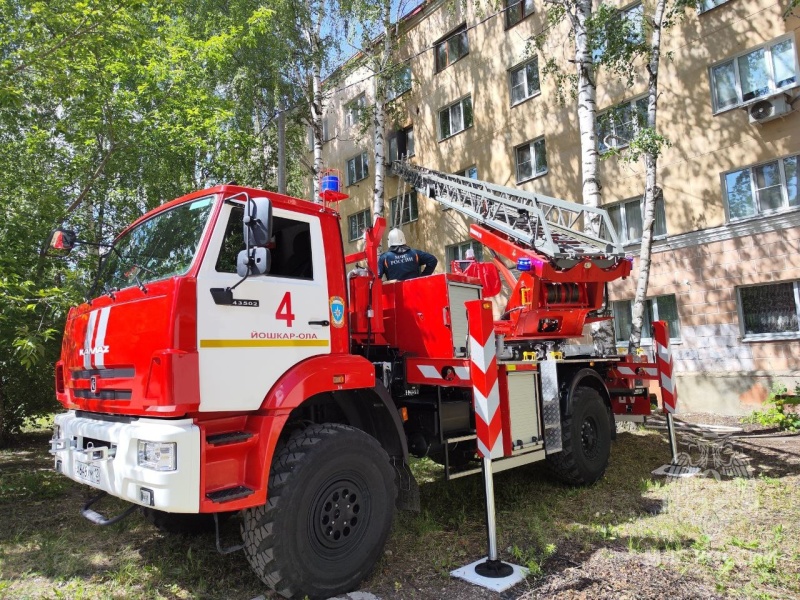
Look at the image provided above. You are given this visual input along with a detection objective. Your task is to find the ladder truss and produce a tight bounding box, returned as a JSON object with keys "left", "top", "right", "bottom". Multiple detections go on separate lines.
{"left": 393, "top": 161, "right": 625, "bottom": 261}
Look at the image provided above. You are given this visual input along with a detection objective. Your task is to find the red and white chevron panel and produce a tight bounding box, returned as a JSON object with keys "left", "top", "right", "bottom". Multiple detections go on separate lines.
{"left": 466, "top": 299, "right": 504, "bottom": 459}
{"left": 615, "top": 364, "right": 658, "bottom": 379}
{"left": 653, "top": 321, "right": 677, "bottom": 414}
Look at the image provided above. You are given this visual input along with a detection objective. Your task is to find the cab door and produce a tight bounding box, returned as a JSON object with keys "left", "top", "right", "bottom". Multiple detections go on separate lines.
{"left": 195, "top": 200, "right": 331, "bottom": 412}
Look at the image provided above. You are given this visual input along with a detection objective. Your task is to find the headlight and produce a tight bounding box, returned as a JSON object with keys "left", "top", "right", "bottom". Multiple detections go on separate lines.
{"left": 52, "top": 424, "right": 61, "bottom": 440}
{"left": 137, "top": 441, "right": 177, "bottom": 471}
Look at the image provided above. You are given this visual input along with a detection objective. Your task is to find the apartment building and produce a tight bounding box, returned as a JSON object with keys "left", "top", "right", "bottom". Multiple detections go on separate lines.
{"left": 309, "top": 0, "right": 800, "bottom": 414}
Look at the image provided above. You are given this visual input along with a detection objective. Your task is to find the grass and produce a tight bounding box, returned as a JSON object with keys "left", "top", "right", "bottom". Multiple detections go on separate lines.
{"left": 1, "top": 421, "right": 798, "bottom": 599}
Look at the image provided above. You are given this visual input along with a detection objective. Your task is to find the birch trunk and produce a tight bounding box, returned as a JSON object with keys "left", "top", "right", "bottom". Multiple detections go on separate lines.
{"left": 628, "top": 0, "right": 666, "bottom": 352}
{"left": 371, "top": 0, "right": 393, "bottom": 221}
{"left": 310, "top": 66, "right": 324, "bottom": 203}
{"left": 568, "top": 0, "right": 615, "bottom": 353}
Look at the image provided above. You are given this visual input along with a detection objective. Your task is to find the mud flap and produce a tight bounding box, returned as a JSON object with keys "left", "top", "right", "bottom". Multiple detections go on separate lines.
{"left": 392, "top": 458, "right": 420, "bottom": 512}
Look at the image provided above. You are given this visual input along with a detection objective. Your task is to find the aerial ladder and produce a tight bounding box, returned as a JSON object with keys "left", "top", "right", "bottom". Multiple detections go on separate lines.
{"left": 391, "top": 160, "right": 632, "bottom": 348}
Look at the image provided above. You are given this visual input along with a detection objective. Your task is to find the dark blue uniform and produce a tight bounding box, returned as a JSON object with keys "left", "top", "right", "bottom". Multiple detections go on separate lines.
{"left": 378, "top": 245, "right": 438, "bottom": 281}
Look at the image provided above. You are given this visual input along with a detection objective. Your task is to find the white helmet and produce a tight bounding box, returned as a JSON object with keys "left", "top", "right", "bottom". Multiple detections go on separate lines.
{"left": 388, "top": 228, "right": 406, "bottom": 247}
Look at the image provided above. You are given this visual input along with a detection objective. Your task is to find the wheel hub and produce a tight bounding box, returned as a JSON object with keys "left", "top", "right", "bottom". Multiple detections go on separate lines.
{"left": 312, "top": 481, "right": 363, "bottom": 552}
{"left": 581, "top": 417, "right": 599, "bottom": 459}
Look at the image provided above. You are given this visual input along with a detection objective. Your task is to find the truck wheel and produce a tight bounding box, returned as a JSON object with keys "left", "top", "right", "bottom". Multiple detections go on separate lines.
{"left": 140, "top": 507, "right": 223, "bottom": 534}
{"left": 242, "top": 423, "right": 396, "bottom": 600}
{"left": 547, "top": 386, "right": 611, "bottom": 485}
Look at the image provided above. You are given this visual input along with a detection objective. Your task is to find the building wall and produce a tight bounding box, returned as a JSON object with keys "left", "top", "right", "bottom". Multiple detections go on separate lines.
{"left": 312, "top": 0, "right": 800, "bottom": 414}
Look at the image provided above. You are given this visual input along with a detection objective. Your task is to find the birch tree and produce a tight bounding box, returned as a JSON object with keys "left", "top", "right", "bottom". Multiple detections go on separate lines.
{"left": 339, "top": 0, "right": 414, "bottom": 219}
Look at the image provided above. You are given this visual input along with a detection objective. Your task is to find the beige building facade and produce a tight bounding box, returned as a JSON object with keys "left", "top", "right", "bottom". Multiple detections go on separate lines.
{"left": 310, "top": 0, "right": 800, "bottom": 414}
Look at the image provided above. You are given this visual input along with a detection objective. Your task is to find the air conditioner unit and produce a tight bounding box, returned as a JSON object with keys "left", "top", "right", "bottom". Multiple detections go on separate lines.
{"left": 748, "top": 94, "right": 792, "bottom": 125}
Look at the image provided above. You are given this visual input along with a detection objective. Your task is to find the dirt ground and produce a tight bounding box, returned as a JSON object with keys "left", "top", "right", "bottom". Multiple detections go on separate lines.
{"left": 361, "top": 414, "right": 800, "bottom": 600}
{"left": 1, "top": 414, "right": 798, "bottom": 600}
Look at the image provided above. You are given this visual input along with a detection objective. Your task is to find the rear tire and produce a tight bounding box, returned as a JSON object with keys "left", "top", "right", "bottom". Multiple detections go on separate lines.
{"left": 547, "top": 386, "right": 611, "bottom": 485}
{"left": 241, "top": 423, "right": 396, "bottom": 599}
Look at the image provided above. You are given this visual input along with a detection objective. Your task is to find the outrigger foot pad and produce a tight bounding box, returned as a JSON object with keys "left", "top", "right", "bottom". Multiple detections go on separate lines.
{"left": 475, "top": 559, "right": 514, "bottom": 578}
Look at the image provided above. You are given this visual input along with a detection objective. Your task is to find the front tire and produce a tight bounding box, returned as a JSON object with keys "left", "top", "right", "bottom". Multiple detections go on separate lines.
{"left": 242, "top": 424, "right": 396, "bottom": 599}
{"left": 547, "top": 386, "right": 611, "bottom": 485}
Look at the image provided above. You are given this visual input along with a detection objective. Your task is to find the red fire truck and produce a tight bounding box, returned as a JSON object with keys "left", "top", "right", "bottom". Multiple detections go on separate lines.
{"left": 47, "top": 161, "right": 651, "bottom": 599}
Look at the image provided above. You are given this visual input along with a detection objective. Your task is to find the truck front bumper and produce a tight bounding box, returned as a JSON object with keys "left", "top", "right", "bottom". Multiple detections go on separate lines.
{"left": 50, "top": 411, "right": 201, "bottom": 513}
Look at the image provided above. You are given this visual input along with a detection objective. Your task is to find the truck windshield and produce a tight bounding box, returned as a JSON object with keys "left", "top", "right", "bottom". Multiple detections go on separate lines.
{"left": 96, "top": 196, "right": 215, "bottom": 292}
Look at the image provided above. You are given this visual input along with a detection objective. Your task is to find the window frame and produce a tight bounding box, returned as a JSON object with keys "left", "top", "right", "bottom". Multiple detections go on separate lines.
{"left": 505, "top": 0, "right": 535, "bottom": 29}
{"left": 612, "top": 294, "right": 682, "bottom": 346}
{"left": 722, "top": 153, "right": 799, "bottom": 222}
{"left": 389, "top": 191, "right": 419, "bottom": 228}
{"left": 344, "top": 93, "right": 367, "bottom": 129}
{"left": 606, "top": 193, "right": 667, "bottom": 245}
{"left": 388, "top": 126, "right": 415, "bottom": 165}
{"left": 593, "top": 2, "right": 643, "bottom": 63}
{"left": 737, "top": 281, "right": 800, "bottom": 341}
{"left": 346, "top": 151, "right": 369, "bottom": 186}
{"left": 514, "top": 136, "right": 548, "bottom": 183}
{"left": 697, "top": 0, "right": 732, "bottom": 12}
{"left": 597, "top": 95, "right": 648, "bottom": 153}
{"left": 435, "top": 25, "right": 469, "bottom": 73}
{"left": 709, "top": 34, "right": 799, "bottom": 113}
{"left": 387, "top": 64, "right": 412, "bottom": 101}
{"left": 445, "top": 240, "right": 484, "bottom": 272}
{"left": 456, "top": 166, "right": 478, "bottom": 179}
{"left": 438, "top": 95, "right": 474, "bottom": 141}
{"left": 348, "top": 208, "right": 371, "bottom": 242}
{"left": 509, "top": 57, "right": 541, "bottom": 106}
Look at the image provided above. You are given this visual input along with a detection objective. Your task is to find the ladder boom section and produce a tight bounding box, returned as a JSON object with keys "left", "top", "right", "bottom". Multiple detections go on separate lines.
{"left": 393, "top": 161, "right": 625, "bottom": 262}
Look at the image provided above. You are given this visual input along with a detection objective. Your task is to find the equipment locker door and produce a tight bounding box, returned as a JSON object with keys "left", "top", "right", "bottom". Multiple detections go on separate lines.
{"left": 195, "top": 201, "right": 331, "bottom": 411}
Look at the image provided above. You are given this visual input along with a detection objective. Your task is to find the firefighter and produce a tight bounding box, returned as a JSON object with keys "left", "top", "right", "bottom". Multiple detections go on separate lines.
{"left": 378, "top": 228, "right": 438, "bottom": 281}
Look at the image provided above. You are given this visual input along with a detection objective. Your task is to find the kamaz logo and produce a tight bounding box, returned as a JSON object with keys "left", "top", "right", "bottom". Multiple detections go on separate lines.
{"left": 80, "top": 346, "right": 109, "bottom": 356}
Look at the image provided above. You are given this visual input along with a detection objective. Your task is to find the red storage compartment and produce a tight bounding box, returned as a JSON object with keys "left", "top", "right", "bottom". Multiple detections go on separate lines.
{"left": 381, "top": 273, "right": 481, "bottom": 359}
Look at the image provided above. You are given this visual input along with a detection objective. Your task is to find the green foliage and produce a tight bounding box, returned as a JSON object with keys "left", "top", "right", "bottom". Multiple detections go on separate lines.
{"left": 744, "top": 383, "right": 800, "bottom": 432}
{"left": 0, "top": 0, "right": 311, "bottom": 442}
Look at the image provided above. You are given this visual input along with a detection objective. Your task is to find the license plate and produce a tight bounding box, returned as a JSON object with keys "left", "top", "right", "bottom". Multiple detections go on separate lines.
{"left": 76, "top": 461, "right": 101, "bottom": 484}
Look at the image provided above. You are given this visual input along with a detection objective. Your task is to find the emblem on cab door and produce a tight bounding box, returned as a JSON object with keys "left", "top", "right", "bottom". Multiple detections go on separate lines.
{"left": 330, "top": 296, "right": 345, "bottom": 328}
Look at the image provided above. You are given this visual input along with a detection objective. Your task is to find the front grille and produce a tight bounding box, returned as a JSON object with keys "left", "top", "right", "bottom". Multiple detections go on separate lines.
{"left": 74, "top": 389, "right": 132, "bottom": 401}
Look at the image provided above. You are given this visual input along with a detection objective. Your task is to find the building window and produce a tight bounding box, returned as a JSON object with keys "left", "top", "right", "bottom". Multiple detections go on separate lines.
{"left": 387, "top": 65, "right": 412, "bottom": 101}
{"left": 613, "top": 294, "right": 681, "bottom": 345}
{"left": 390, "top": 191, "right": 418, "bottom": 227}
{"left": 307, "top": 118, "right": 333, "bottom": 149}
{"left": 435, "top": 25, "right": 469, "bottom": 72}
{"left": 505, "top": 0, "right": 535, "bottom": 27}
{"left": 738, "top": 281, "right": 800, "bottom": 339}
{"left": 346, "top": 152, "right": 369, "bottom": 185}
{"left": 509, "top": 58, "right": 540, "bottom": 106}
{"left": 710, "top": 36, "right": 798, "bottom": 112}
{"left": 388, "top": 127, "right": 415, "bottom": 164}
{"left": 456, "top": 166, "right": 478, "bottom": 179}
{"left": 724, "top": 154, "right": 798, "bottom": 220}
{"left": 593, "top": 3, "right": 643, "bottom": 62}
{"left": 698, "top": 0, "right": 731, "bottom": 12}
{"left": 348, "top": 209, "right": 370, "bottom": 242}
{"left": 607, "top": 194, "right": 667, "bottom": 244}
{"left": 345, "top": 93, "right": 366, "bottom": 129}
{"left": 446, "top": 241, "right": 484, "bottom": 272}
{"left": 439, "top": 96, "right": 473, "bottom": 140}
{"left": 597, "top": 96, "right": 648, "bottom": 152}
{"left": 515, "top": 137, "right": 547, "bottom": 182}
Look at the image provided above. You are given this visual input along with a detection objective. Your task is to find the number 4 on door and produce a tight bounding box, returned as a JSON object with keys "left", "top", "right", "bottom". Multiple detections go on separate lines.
{"left": 276, "top": 292, "right": 295, "bottom": 327}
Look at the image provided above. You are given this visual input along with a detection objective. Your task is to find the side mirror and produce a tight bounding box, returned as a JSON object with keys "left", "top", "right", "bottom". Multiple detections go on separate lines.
{"left": 43, "top": 228, "right": 77, "bottom": 257}
{"left": 243, "top": 197, "right": 272, "bottom": 247}
{"left": 237, "top": 247, "right": 270, "bottom": 277}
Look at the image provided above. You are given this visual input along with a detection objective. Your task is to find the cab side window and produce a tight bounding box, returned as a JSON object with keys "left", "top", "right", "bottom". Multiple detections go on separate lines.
{"left": 216, "top": 205, "right": 314, "bottom": 280}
